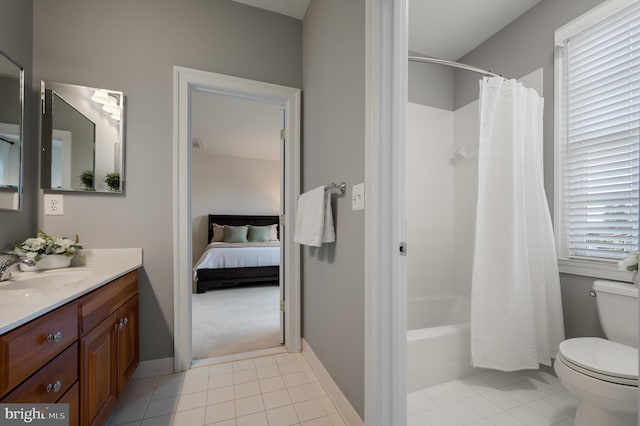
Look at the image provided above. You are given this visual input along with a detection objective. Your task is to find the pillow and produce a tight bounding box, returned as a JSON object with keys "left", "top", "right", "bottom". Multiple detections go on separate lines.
{"left": 211, "top": 223, "right": 225, "bottom": 243}
{"left": 248, "top": 225, "right": 271, "bottom": 242}
{"left": 269, "top": 224, "right": 279, "bottom": 241}
{"left": 224, "top": 225, "right": 248, "bottom": 243}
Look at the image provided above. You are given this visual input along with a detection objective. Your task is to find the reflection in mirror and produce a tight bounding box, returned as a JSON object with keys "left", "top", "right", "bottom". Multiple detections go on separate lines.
{"left": 0, "top": 51, "right": 23, "bottom": 210}
{"left": 41, "top": 81, "right": 124, "bottom": 193}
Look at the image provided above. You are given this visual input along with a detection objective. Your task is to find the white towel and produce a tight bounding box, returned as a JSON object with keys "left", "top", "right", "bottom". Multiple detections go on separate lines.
{"left": 293, "top": 186, "right": 335, "bottom": 247}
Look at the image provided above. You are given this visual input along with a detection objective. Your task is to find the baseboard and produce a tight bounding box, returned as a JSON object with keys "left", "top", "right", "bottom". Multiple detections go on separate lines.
{"left": 302, "top": 339, "right": 364, "bottom": 426}
{"left": 133, "top": 356, "right": 175, "bottom": 379}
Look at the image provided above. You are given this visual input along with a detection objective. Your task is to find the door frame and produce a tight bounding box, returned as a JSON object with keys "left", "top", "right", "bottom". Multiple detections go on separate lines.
{"left": 172, "top": 66, "right": 301, "bottom": 372}
{"left": 364, "top": 0, "right": 407, "bottom": 425}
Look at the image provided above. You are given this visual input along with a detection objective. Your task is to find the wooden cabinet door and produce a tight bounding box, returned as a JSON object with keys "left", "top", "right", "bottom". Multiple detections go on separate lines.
{"left": 81, "top": 312, "right": 117, "bottom": 426}
{"left": 58, "top": 381, "right": 79, "bottom": 426}
{"left": 116, "top": 295, "right": 139, "bottom": 396}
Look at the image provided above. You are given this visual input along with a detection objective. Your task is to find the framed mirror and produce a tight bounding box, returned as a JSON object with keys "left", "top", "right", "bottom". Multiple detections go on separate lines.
{"left": 41, "top": 81, "right": 124, "bottom": 193}
{"left": 0, "top": 51, "right": 24, "bottom": 210}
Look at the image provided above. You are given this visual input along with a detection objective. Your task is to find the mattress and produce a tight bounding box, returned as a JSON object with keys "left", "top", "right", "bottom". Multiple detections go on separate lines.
{"left": 193, "top": 242, "right": 281, "bottom": 271}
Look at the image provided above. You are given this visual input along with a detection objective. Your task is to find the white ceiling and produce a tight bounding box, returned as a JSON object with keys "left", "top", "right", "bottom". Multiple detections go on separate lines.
{"left": 409, "top": 0, "right": 543, "bottom": 60}
{"left": 191, "top": 91, "right": 282, "bottom": 161}
{"left": 232, "top": 0, "right": 310, "bottom": 20}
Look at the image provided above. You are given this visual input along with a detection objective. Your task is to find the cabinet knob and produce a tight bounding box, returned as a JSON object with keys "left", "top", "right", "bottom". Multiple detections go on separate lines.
{"left": 117, "top": 317, "right": 128, "bottom": 329}
{"left": 114, "top": 322, "right": 119, "bottom": 330}
{"left": 46, "top": 380, "right": 62, "bottom": 393}
{"left": 46, "top": 331, "right": 62, "bottom": 343}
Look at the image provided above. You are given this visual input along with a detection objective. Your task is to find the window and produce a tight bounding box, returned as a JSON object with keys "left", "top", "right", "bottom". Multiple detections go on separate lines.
{"left": 555, "top": 0, "right": 640, "bottom": 278}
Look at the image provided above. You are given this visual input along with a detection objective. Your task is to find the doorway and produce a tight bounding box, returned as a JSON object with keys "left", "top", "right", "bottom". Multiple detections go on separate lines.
{"left": 173, "top": 67, "right": 301, "bottom": 372}
{"left": 190, "top": 91, "right": 284, "bottom": 360}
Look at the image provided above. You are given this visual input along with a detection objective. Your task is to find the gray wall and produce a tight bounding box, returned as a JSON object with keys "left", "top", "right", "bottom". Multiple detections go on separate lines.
{"left": 455, "top": 0, "right": 607, "bottom": 338}
{"left": 408, "top": 51, "right": 454, "bottom": 110}
{"left": 0, "top": 0, "right": 36, "bottom": 246}
{"left": 302, "top": 0, "right": 365, "bottom": 418}
{"left": 191, "top": 154, "right": 280, "bottom": 266}
{"left": 33, "top": 0, "right": 302, "bottom": 361}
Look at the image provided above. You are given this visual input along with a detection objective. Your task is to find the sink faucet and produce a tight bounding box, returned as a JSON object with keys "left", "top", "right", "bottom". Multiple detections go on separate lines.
{"left": 0, "top": 258, "right": 37, "bottom": 281}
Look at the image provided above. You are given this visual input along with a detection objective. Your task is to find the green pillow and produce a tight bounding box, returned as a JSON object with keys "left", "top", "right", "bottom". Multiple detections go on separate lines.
{"left": 224, "top": 225, "right": 248, "bottom": 243}
{"left": 248, "top": 225, "right": 271, "bottom": 242}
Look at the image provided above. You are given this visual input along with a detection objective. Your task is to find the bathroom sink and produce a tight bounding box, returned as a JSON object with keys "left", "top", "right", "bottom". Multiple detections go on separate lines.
{"left": 0, "top": 269, "right": 95, "bottom": 291}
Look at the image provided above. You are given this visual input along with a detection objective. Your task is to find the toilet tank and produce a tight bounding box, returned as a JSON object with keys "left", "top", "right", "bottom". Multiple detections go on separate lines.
{"left": 593, "top": 280, "right": 639, "bottom": 348}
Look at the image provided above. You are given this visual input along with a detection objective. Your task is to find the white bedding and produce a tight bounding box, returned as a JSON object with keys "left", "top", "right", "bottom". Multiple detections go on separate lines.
{"left": 193, "top": 242, "right": 280, "bottom": 272}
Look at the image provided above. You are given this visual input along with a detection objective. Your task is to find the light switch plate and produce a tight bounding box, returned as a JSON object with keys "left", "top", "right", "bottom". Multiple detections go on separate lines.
{"left": 352, "top": 183, "right": 365, "bottom": 211}
{"left": 44, "top": 194, "right": 64, "bottom": 215}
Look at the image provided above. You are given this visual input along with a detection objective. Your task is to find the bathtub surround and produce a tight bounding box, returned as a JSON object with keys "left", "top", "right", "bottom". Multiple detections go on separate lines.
{"left": 407, "top": 103, "right": 455, "bottom": 299}
{"left": 408, "top": 0, "right": 609, "bottom": 339}
{"left": 407, "top": 70, "right": 550, "bottom": 389}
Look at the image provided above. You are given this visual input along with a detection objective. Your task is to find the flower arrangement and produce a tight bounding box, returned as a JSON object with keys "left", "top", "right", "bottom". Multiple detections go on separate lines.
{"left": 12, "top": 231, "right": 83, "bottom": 261}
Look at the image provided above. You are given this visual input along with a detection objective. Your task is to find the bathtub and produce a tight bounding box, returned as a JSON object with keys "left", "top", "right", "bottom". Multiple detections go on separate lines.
{"left": 407, "top": 294, "right": 476, "bottom": 392}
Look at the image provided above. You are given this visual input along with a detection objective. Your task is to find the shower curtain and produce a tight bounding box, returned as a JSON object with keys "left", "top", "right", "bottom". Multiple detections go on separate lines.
{"left": 471, "top": 77, "right": 565, "bottom": 371}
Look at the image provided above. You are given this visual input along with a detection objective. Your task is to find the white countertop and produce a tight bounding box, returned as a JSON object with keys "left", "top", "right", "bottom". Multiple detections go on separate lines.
{"left": 0, "top": 248, "right": 143, "bottom": 335}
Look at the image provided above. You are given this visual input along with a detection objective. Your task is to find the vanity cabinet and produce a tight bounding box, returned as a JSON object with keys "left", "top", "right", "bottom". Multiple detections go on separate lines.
{"left": 79, "top": 271, "right": 139, "bottom": 426}
{"left": 0, "top": 269, "right": 139, "bottom": 426}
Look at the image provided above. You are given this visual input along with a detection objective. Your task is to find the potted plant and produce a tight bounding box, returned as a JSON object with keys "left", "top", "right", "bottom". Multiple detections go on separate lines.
{"left": 12, "top": 231, "right": 83, "bottom": 271}
{"left": 80, "top": 169, "right": 94, "bottom": 191}
{"left": 104, "top": 172, "right": 120, "bottom": 191}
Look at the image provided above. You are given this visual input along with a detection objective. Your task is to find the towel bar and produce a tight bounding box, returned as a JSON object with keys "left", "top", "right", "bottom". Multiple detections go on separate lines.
{"left": 324, "top": 182, "right": 346, "bottom": 194}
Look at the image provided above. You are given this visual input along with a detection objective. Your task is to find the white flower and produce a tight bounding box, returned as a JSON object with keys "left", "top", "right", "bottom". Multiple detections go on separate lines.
{"left": 11, "top": 231, "right": 82, "bottom": 261}
{"left": 618, "top": 251, "right": 639, "bottom": 271}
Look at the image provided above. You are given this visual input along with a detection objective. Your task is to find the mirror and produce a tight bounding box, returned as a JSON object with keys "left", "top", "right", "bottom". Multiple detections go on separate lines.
{"left": 41, "top": 81, "right": 124, "bottom": 193}
{"left": 0, "top": 51, "right": 23, "bottom": 210}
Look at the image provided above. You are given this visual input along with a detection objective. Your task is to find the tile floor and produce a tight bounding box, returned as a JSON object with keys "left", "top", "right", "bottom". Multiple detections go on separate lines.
{"left": 107, "top": 352, "right": 346, "bottom": 426}
{"left": 408, "top": 369, "right": 577, "bottom": 426}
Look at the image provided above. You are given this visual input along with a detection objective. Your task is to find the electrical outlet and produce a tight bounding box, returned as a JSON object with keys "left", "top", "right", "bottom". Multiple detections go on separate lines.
{"left": 352, "top": 183, "right": 365, "bottom": 211}
{"left": 44, "top": 194, "right": 64, "bottom": 215}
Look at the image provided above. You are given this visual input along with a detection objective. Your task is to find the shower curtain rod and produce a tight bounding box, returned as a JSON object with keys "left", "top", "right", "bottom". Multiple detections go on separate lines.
{"left": 408, "top": 55, "right": 503, "bottom": 78}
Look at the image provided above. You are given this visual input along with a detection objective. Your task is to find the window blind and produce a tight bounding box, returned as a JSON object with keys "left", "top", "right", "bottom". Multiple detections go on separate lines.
{"left": 563, "top": 1, "right": 640, "bottom": 260}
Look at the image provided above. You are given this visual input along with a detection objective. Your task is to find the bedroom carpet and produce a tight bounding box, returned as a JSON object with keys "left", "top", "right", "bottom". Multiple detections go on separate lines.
{"left": 191, "top": 284, "right": 281, "bottom": 359}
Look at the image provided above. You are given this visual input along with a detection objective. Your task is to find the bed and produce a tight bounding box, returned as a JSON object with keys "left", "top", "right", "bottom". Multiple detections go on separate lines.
{"left": 193, "top": 214, "right": 280, "bottom": 293}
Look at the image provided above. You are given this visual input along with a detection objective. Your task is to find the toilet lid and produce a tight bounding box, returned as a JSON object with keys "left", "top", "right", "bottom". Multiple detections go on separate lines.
{"left": 558, "top": 338, "right": 638, "bottom": 385}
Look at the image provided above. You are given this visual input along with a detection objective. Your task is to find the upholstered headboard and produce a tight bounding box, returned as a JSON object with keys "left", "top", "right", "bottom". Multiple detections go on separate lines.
{"left": 207, "top": 214, "right": 280, "bottom": 244}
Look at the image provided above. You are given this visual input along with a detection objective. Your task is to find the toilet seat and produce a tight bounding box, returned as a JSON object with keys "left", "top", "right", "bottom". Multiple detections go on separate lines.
{"left": 558, "top": 338, "right": 638, "bottom": 387}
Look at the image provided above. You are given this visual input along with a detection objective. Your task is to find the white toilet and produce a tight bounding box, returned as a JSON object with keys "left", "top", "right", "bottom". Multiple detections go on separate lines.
{"left": 554, "top": 280, "right": 638, "bottom": 426}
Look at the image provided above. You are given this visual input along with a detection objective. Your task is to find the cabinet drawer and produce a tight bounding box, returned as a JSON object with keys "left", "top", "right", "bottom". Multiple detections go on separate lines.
{"left": 80, "top": 270, "right": 138, "bottom": 335}
{"left": 0, "top": 303, "right": 78, "bottom": 397}
{"left": 1, "top": 342, "right": 78, "bottom": 403}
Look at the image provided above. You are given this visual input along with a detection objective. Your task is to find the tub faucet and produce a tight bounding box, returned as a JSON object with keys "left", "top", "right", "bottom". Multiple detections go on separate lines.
{"left": 0, "top": 258, "right": 36, "bottom": 281}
